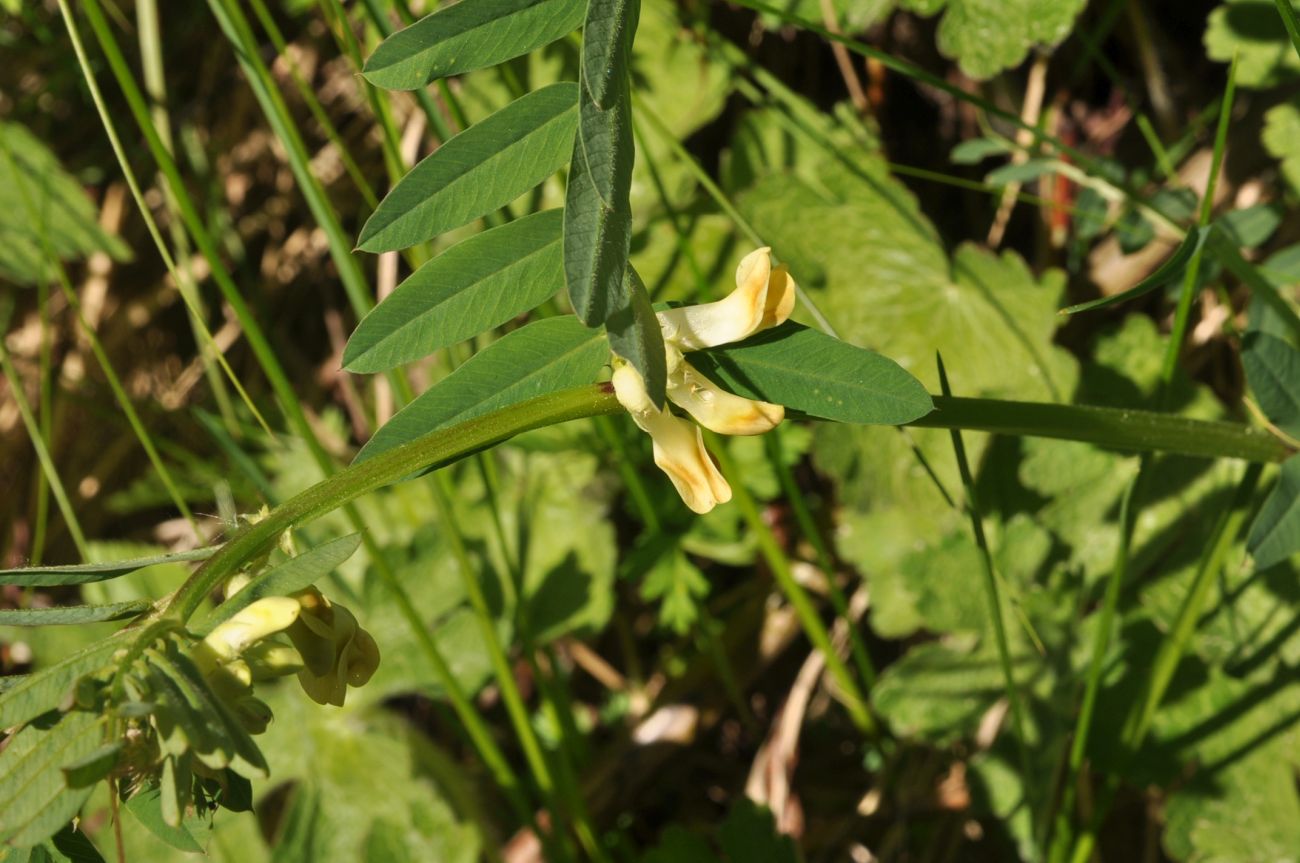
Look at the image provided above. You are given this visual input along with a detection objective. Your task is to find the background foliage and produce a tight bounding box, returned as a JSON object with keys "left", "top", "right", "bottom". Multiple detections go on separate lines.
{"left": 4, "top": 0, "right": 1300, "bottom": 861}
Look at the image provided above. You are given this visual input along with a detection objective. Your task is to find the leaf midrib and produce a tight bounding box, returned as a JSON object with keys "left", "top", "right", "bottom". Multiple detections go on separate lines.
{"left": 371, "top": 94, "right": 576, "bottom": 241}
{"left": 350, "top": 236, "right": 561, "bottom": 368}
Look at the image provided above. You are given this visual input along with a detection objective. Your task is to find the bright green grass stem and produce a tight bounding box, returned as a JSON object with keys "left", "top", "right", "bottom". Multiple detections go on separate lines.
{"left": 167, "top": 386, "right": 1288, "bottom": 627}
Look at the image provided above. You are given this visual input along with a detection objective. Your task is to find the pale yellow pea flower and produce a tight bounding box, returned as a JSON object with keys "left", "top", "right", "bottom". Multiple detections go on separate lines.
{"left": 195, "top": 596, "right": 301, "bottom": 686}
{"left": 612, "top": 247, "right": 797, "bottom": 514}
{"left": 284, "top": 587, "right": 381, "bottom": 707}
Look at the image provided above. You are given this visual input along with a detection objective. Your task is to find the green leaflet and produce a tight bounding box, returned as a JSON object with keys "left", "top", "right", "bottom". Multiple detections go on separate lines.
{"left": 690, "top": 322, "right": 933, "bottom": 425}
{"left": 195, "top": 534, "right": 361, "bottom": 635}
{"left": 985, "top": 157, "right": 1057, "bottom": 186}
{"left": 362, "top": 0, "right": 586, "bottom": 91}
{"left": 1248, "top": 456, "right": 1300, "bottom": 570}
{"left": 0, "top": 547, "right": 216, "bottom": 587}
{"left": 1060, "top": 226, "right": 1210, "bottom": 315}
{"left": 901, "top": 0, "right": 1088, "bottom": 80}
{"left": 0, "top": 122, "right": 131, "bottom": 287}
{"left": 0, "top": 710, "right": 100, "bottom": 847}
{"left": 0, "top": 600, "right": 150, "bottom": 626}
{"left": 345, "top": 211, "right": 565, "bottom": 373}
{"left": 357, "top": 83, "right": 578, "bottom": 253}
{"left": 563, "top": 0, "right": 637, "bottom": 328}
{"left": 357, "top": 316, "right": 610, "bottom": 464}
{"left": 1205, "top": 0, "right": 1300, "bottom": 88}
{"left": 0, "top": 633, "right": 130, "bottom": 728}
{"left": 124, "top": 786, "right": 206, "bottom": 853}
{"left": 581, "top": 0, "right": 639, "bottom": 109}
{"left": 147, "top": 647, "right": 268, "bottom": 780}
{"left": 1243, "top": 331, "right": 1300, "bottom": 438}
{"left": 60, "top": 742, "right": 123, "bottom": 789}
{"left": 606, "top": 267, "right": 667, "bottom": 409}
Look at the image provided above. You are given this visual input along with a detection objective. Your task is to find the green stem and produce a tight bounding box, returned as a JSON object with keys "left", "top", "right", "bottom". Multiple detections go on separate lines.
{"left": 165, "top": 384, "right": 617, "bottom": 616}
{"left": 938, "top": 359, "right": 1037, "bottom": 840}
{"left": 64, "top": 0, "right": 274, "bottom": 440}
{"left": 0, "top": 334, "right": 90, "bottom": 560}
{"left": 708, "top": 434, "right": 879, "bottom": 737}
{"left": 913, "top": 396, "right": 1288, "bottom": 463}
{"left": 1046, "top": 471, "right": 1139, "bottom": 863}
{"left": 1274, "top": 0, "right": 1300, "bottom": 65}
{"left": 166, "top": 387, "right": 1288, "bottom": 617}
{"left": 1124, "top": 464, "right": 1262, "bottom": 747}
{"left": 766, "top": 433, "right": 878, "bottom": 689}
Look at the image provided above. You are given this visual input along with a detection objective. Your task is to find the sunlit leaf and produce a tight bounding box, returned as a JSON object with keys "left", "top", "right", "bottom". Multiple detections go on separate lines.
{"left": 362, "top": 0, "right": 586, "bottom": 90}
{"left": 358, "top": 84, "right": 578, "bottom": 253}
{"left": 564, "top": 2, "right": 636, "bottom": 327}
{"left": 1243, "top": 330, "right": 1300, "bottom": 438}
{"left": 123, "top": 786, "right": 206, "bottom": 854}
{"left": 60, "top": 743, "right": 122, "bottom": 789}
{"left": 1247, "top": 456, "right": 1300, "bottom": 570}
{"left": 345, "top": 211, "right": 564, "bottom": 373}
{"left": 357, "top": 317, "right": 609, "bottom": 463}
{"left": 0, "top": 711, "right": 100, "bottom": 846}
{"left": 691, "top": 322, "right": 933, "bottom": 425}
{"left": 0, "top": 600, "right": 150, "bottom": 627}
{"left": 0, "top": 634, "right": 129, "bottom": 728}
{"left": 0, "top": 122, "right": 130, "bottom": 287}
{"left": 0, "top": 547, "right": 216, "bottom": 587}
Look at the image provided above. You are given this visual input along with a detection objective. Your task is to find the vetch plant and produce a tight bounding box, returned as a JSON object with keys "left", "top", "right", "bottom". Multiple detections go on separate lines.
{"left": 612, "top": 246, "right": 794, "bottom": 513}
{"left": 8, "top": 1, "right": 1300, "bottom": 861}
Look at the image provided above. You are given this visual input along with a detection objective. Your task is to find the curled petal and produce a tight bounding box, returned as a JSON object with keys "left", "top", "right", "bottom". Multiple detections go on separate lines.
{"left": 761, "top": 264, "right": 796, "bottom": 331}
{"left": 667, "top": 361, "right": 783, "bottom": 435}
{"left": 613, "top": 364, "right": 732, "bottom": 514}
{"left": 658, "top": 247, "right": 781, "bottom": 350}
{"left": 286, "top": 589, "right": 381, "bottom": 707}
{"left": 202, "top": 597, "right": 300, "bottom": 662}
{"left": 243, "top": 641, "right": 304, "bottom": 681}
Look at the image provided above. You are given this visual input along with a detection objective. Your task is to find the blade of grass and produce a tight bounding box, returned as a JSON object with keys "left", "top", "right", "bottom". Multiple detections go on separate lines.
{"left": 1160, "top": 53, "right": 1236, "bottom": 386}
{"left": 0, "top": 136, "right": 200, "bottom": 535}
{"left": 1045, "top": 468, "right": 1139, "bottom": 862}
{"left": 0, "top": 306, "right": 90, "bottom": 561}
{"left": 314, "top": 0, "right": 405, "bottom": 184}
{"left": 707, "top": 431, "right": 879, "bottom": 738}
{"left": 766, "top": 432, "right": 879, "bottom": 689}
{"left": 1054, "top": 55, "right": 1240, "bottom": 861}
{"left": 136, "top": 0, "right": 239, "bottom": 435}
{"left": 427, "top": 474, "right": 585, "bottom": 862}
{"left": 59, "top": 0, "right": 275, "bottom": 440}
{"left": 1066, "top": 463, "right": 1261, "bottom": 863}
{"left": 937, "top": 355, "right": 1037, "bottom": 842}
{"left": 1124, "top": 465, "right": 1263, "bottom": 747}
{"left": 1274, "top": 0, "right": 1300, "bottom": 64}
{"left": 56, "top": 0, "right": 274, "bottom": 439}
{"left": 29, "top": 269, "right": 55, "bottom": 565}
{"left": 202, "top": 0, "right": 375, "bottom": 320}
{"left": 245, "top": 0, "right": 380, "bottom": 210}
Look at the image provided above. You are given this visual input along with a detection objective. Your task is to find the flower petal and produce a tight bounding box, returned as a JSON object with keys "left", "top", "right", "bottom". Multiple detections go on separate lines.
{"left": 613, "top": 363, "right": 732, "bottom": 513}
{"left": 667, "top": 361, "right": 783, "bottom": 435}
{"left": 761, "top": 263, "right": 796, "bottom": 330}
{"left": 657, "top": 246, "right": 775, "bottom": 350}
{"left": 202, "top": 597, "right": 301, "bottom": 661}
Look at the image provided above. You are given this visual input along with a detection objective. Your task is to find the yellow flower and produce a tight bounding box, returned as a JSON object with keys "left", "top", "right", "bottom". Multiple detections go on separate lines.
{"left": 194, "top": 596, "right": 301, "bottom": 693}
{"left": 612, "top": 247, "right": 797, "bottom": 514}
{"left": 284, "top": 587, "right": 381, "bottom": 707}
